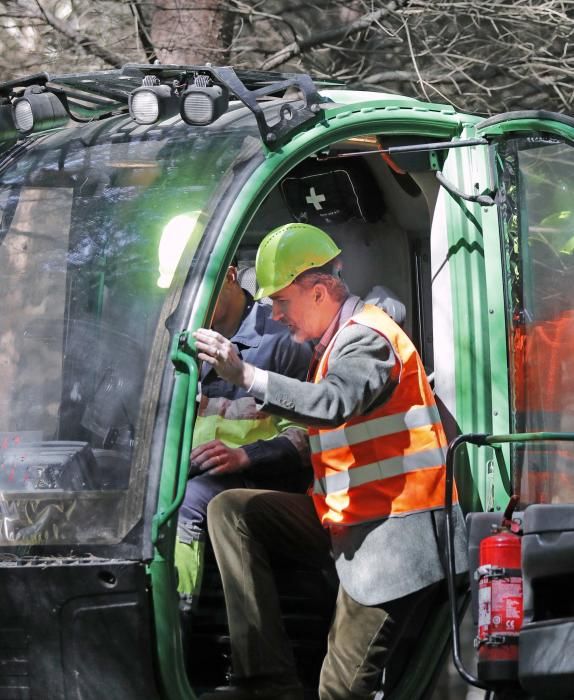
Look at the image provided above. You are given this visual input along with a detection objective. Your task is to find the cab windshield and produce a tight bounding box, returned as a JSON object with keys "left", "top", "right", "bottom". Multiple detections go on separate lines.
{"left": 499, "top": 135, "right": 574, "bottom": 504}
{"left": 0, "top": 116, "right": 260, "bottom": 547}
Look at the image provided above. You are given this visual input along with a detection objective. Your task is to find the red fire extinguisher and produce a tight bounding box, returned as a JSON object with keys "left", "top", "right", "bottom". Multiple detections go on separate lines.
{"left": 475, "top": 495, "right": 523, "bottom": 685}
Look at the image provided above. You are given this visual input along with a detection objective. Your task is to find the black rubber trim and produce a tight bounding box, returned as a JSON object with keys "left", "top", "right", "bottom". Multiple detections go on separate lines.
{"left": 477, "top": 110, "right": 574, "bottom": 131}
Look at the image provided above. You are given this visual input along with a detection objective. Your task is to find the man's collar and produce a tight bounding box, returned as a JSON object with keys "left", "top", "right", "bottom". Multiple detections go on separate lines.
{"left": 317, "top": 294, "right": 362, "bottom": 347}
{"left": 339, "top": 294, "right": 362, "bottom": 327}
{"left": 306, "top": 295, "right": 362, "bottom": 381}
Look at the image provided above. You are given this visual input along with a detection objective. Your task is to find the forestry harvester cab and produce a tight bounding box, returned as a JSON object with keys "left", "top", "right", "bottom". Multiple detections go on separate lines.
{"left": 0, "top": 64, "right": 573, "bottom": 699}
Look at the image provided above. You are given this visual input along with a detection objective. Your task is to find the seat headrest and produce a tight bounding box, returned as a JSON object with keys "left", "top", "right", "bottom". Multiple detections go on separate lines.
{"left": 364, "top": 285, "right": 406, "bottom": 326}
{"left": 237, "top": 266, "right": 271, "bottom": 305}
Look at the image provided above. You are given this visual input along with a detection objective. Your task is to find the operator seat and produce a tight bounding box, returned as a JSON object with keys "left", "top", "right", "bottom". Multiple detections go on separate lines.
{"left": 364, "top": 284, "right": 407, "bottom": 327}
{"left": 237, "top": 265, "right": 271, "bottom": 304}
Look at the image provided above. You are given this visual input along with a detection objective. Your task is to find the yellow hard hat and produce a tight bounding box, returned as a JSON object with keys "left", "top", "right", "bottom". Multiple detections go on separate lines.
{"left": 254, "top": 223, "right": 341, "bottom": 300}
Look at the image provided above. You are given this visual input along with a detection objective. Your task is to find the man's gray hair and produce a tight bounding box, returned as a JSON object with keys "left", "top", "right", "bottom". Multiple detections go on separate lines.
{"left": 293, "top": 257, "right": 349, "bottom": 303}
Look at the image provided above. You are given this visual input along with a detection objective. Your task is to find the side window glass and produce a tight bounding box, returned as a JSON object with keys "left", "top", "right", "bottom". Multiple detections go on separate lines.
{"left": 0, "top": 125, "right": 260, "bottom": 548}
{"left": 499, "top": 137, "right": 574, "bottom": 504}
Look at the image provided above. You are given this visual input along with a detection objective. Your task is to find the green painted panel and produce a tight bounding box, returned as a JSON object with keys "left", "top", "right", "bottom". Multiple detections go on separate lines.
{"left": 478, "top": 166, "right": 512, "bottom": 512}
{"left": 151, "top": 366, "right": 197, "bottom": 700}
{"left": 441, "top": 133, "right": 493, "bottom": 512}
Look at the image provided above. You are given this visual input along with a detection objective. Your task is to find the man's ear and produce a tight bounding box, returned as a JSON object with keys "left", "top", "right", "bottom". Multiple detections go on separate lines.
{"left": 312, "top": 283, "right": 327, "bottom": 305}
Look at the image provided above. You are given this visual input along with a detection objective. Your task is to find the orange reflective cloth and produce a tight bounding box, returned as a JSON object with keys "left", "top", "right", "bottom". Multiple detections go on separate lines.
{"left": 309, "top": 305, "right": 456, "bottom": 526}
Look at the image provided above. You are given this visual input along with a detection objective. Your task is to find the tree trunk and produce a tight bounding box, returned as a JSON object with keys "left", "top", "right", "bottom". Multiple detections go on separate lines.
{"left": 150, "top": 0, "right": 234, "bottom": 65}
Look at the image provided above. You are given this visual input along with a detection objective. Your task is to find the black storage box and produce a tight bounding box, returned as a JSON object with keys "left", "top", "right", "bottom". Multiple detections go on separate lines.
{"left": 519, "top": 504, "right": 574, "bottom": 698}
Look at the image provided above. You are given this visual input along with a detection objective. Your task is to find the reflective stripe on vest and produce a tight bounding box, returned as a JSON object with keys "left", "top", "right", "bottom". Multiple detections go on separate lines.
{"left": 309, "top": 404, "right": 441, "bottom": 454}
{"left": 313, "top": 445, "right": 447, "bottom": 495}
{"left": 309, "top": 304, "right": 455, "bottom": 526}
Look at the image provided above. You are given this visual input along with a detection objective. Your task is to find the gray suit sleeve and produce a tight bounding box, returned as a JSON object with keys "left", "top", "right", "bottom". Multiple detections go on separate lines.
{"left": 261, "top": 324, "right": 398, "bottom": 429}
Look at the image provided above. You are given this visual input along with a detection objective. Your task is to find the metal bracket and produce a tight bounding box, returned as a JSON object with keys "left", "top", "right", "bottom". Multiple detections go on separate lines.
{"left": 474, "top": 565, "right": 522, "bottom": 581}
{"left": 474, "top": 633, "right": 520, "bottom": 649}
{"left": 210, "top": 66, "right": 324, "bottom": 148}
{"left": 122, "top": 63, "right": 326, "bottom": 149}
{"left": 428, "top": 150, "right": 441, "bottom": 171}
{"left": 170, "top": 330, "right": 195, "bottom": 373}
{"left": 0, "top": 72, "right": 50, "bottom": 96}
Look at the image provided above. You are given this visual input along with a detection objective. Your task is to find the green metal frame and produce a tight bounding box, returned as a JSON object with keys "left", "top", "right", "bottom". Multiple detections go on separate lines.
{"left": 148, "top": 101, "right": 476, "bottom": 699}
{"left": 148, "top": 102, "right": 574, "bottom": 699}
{"left": 440, "top": 132, "right": 497, "bottom": 512}
{"left": 150, "top": 338, "right": 199, "bottom": 700}
{"left": 466, "top": 132, "right": 513, "bottom": 513}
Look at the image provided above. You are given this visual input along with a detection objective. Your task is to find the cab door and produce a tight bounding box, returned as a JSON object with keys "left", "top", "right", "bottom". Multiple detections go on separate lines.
{"left": 429, "top": 110, "right": 574, "bottom": 700}
{"left": 431, "top": 111, "right": 574, "bottom": 514}
{"left": 477, "top": 110, "right": 574, "bottom": 508}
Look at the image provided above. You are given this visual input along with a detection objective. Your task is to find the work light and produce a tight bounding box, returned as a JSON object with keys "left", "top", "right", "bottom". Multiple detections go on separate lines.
{"left": 129, "top": 85, "right": 178, "bottom": 125}
{"left": 12, "top": 87, "right": 69, "bottom": 135}
{"left": 180, "top": 85, "right": 229, "bottom": 126}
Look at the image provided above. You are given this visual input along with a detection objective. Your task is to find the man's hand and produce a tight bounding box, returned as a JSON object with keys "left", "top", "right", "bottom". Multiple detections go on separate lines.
{"left": 189, "top": 439, "right": 250, "bottom": 476}
{"left": 193, "top": 328, "right": 255, "bottom": 388}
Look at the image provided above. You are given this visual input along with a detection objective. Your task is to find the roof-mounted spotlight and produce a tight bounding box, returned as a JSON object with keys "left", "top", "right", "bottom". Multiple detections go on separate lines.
{"left": 180, "top": 83, "right": 229, "bottom": 126}
{"left": 129, "top": 81, "right": 179, "bottom": 125}
{"left": 12, "top": 86, "right": 69, "bottom": 135}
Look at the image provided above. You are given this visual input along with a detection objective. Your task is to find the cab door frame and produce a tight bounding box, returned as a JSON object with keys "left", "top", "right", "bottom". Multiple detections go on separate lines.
{"left": 157, "top": 98, "right": 473, "bottom": 700}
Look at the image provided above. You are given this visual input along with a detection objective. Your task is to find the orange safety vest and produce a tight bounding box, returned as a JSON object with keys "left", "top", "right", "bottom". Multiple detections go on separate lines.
{"left": 309, "top": 304, "right": 454, "bottom": 526}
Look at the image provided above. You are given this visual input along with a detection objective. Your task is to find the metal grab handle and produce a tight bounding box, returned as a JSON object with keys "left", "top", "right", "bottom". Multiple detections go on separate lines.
{"left": 152, "top": 334, "right": 199, "bottom": 543}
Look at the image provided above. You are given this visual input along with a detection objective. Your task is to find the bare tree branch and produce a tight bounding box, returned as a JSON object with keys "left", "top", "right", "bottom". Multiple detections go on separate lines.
{"left": 129, "top": 1, "right": 157, "bottom": 63}
{"left": 34, "top": 0, "right": 125, "bottom": 67}
{"left": 0, "top": 0, "right": 573, "bottom": 115}
{"left": 260, "top": 0, "right": 408, "bottom": 71}
{"left": 401, "top": 14, "right": 428, "bottom": 100}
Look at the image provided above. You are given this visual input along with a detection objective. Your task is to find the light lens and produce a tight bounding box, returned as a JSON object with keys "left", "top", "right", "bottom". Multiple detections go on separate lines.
{"left": 13, "top": 99, "right": 34, "bottom": 133}
{"left": 180, "top": 85, "right": 228, "bottom": 126}
{"left": 10, "top": 90, "right": 69, "bottom": 135}
{"left": 130, "top": 89, "right": 160, "bottom": 124}
{"left": 181, "top": 93, "right": 214, "bottom": 125}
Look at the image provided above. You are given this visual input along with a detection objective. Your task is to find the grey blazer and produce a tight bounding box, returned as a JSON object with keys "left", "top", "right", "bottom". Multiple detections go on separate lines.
{"left": 260, "top": 309, "right": 468, "bottom": 605}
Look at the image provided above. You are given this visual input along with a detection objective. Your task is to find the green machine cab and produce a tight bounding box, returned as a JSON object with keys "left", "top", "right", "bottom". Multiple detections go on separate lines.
{"left": 1, "top": 65, "right": 574, "bottom": 699}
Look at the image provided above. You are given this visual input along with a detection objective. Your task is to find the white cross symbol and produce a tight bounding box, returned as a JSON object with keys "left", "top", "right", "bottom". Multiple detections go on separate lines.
{"left": 306, "top": 187, "right": 326, "bottom": 211}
